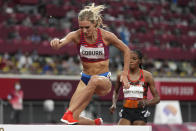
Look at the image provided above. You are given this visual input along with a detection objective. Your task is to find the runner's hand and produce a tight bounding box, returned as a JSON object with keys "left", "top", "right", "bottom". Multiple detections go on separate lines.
{"left": 138, "top": 100, "right": 149, "bottom": 108}
{"left": 50, "top": 38, "right": 60, "bottom": 50}
{"left": 120, "top": 71, "right": 130, "bottom": 89}
{"left": 109, "top": 104, "right": 116, "bottom": 114}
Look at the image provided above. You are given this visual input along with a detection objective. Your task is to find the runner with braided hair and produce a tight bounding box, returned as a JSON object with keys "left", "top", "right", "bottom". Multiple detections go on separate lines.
{"left": 109, "top": 50, "right": 160, "bottom": 125}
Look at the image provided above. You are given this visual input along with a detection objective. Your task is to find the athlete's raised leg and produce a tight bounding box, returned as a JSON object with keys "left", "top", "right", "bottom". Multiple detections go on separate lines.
{"left": 61, "top": 75, "right": 111, "bottom": 124}
{"left": 69, "top": 75, "right": 111, "bottom": 114}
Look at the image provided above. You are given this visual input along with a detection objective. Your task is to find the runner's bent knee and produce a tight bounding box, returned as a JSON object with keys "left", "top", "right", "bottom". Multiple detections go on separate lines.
{"left": 95, "top": 80, "right": 112, "bottom": 96}
{"left": 88, "top": 75, "right": 101, "bottom": 87}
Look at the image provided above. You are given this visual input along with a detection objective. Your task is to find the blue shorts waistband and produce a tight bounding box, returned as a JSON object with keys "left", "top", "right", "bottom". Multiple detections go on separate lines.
{"left": 81, "top": 72, "right": 111, "bottom": 85}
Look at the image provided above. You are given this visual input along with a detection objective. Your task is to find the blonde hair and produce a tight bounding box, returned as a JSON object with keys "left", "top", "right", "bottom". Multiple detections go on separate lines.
{"left": 78, "top": 3, "right": 106, "bottom": 28}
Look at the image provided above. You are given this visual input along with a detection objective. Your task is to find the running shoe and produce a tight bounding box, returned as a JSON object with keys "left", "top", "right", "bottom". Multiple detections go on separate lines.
{"left": 94, "top": 118, "right": 103, "bottom": 125}
{"left": 60, "top": 110, "right": 78, "bottom": 125}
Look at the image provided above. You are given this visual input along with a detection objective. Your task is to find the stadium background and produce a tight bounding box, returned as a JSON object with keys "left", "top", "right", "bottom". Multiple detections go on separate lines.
{"left": 0, "top": 0, "right": 196, "bottom": 130}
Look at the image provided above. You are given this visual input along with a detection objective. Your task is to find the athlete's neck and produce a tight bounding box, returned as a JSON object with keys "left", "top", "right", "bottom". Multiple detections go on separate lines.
{"left": 129, "top": 68, "right": 140, "bottom": 74}
{"left": 86, "top": 28, "right": 97, "bottom": 41}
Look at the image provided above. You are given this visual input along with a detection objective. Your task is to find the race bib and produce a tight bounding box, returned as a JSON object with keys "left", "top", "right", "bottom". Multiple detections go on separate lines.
{"left": 80, "top": 46, "right": 105, "bottom": 59}
{"left": 123, "top": 85, "right": 144, "bottom": 98}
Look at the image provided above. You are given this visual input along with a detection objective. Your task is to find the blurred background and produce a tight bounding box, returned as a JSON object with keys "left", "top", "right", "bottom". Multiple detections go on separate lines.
{"left": 0, "top": 0, "right": 195, "bottom": 130}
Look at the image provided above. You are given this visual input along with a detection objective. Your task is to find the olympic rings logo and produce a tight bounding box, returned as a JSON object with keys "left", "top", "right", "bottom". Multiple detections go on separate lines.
{"left": 52, "top": 82, "right": 72, "bottom": 96}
